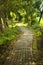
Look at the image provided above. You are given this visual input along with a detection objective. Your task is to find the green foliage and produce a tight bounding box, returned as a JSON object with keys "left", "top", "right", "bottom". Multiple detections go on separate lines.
{"left": 35, "top": 31, "right": 42, "bottom": 37}
{"left": 27, "top": 23, "right": 40, "bottom": 31}
{"left": 32, "top": 24, "right": 40, "bottom": 29}
{"left": 34, "top": 0, "right": 41, "bottom": 10}
{"left": 0, "top": 26, "right": 21, "bottom": 45}
{"left": 0, "top": 0, "right": 43, "bottom": 29}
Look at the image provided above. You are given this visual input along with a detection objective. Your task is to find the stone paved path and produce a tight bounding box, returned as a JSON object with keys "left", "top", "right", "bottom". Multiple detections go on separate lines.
{"left": 4, "top": 25, "right": 34, "bottom": 65}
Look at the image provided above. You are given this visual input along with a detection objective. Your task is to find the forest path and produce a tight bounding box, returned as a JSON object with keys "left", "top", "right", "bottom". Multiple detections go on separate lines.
{"left": 4, "top": 24, "right": 34, "bottom": 65}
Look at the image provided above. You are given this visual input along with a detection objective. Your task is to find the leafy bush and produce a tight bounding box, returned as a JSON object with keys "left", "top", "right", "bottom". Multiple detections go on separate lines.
{"left": 32, "top": 23, "right": 40, "bottom": 29}
{"left": 0, "top": 26, "right": 21, "bottom": 45}
{"left": 35, "top": 31, "right": 42, "bottom": 37}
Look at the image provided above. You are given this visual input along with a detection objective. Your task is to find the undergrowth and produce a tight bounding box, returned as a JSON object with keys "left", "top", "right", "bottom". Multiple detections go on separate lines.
{"left": 0, "top": 26, "right": 21, "bottom": 45}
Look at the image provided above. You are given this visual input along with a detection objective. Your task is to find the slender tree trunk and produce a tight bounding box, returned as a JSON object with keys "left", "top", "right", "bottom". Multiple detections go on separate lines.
{"left": 25, "top": 15, "right": 28, "bottom": 23}
{"left": 38, "top": 12, "right": 42, "bottom": 23}
{"left": 3, "top": 17, "right": 8, "bottom": 28}
{"left": 30, "top": 14, "right": 33, "bottom": 26}
{"left": 0, "top": 18, "right": 3, "bottom": 32}
{"left": 3, "top": 12, "right": 8, "bottom": 28}
{"left": 1, "top": 11, "right": 8, "bottom": 28}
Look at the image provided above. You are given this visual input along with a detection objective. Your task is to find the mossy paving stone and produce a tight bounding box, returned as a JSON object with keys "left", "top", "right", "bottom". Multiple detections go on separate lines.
{"left": 0, "top": 32, "right": 22, "bottom": 65}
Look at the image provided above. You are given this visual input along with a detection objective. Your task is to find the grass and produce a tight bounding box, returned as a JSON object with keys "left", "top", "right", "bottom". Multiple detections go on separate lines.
{"left": 0, "top": 26, "right": 21, "bottom": 45}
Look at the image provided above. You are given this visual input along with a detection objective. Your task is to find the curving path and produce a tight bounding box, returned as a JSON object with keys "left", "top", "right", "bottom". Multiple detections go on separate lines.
{"left": 4, "top": 25, "right": 34, "bottom": 65}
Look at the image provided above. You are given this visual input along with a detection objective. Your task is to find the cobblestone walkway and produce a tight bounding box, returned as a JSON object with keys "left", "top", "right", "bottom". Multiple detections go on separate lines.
{"left": 4, "top": 26, "right": 34, "bottom": 65}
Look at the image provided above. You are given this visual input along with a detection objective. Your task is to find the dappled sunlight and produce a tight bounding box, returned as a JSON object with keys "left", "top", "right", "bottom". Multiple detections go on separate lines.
{"left": 0, "top": 0, "right": 43, "bottom": 64}
{"left": 17, "top": 23, "right": 28, "bottom": 27}
{"left": 40, "top": 18, "right": 43, "bottom": 26}
{"left": 9, "top": 24, "right": 17, "bottom": 28}
{"left": 9, "top": 22, "right": 28, "bottom": 28}
{"left": 23, "top": 33, "right": 28, "bottom": 35}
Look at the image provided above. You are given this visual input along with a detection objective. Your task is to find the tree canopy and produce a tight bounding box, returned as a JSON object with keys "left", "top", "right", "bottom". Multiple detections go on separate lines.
{"left": 0, "top": 0, "right": 43, "bottom": 31}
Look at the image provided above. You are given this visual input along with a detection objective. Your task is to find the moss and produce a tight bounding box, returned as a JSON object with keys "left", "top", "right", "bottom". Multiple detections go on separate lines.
{"left": 32, "top": 34, "right": 38, "bottom": 56}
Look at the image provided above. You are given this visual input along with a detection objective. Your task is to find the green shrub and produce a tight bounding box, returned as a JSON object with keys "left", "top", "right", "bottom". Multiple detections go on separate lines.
{"left": 35, "top": 31, "right": 42, "bottom": 37}
{"left": 0, "top": 26, "right": 21, "bottom": 45}
{"left": 32, "top": 23, "right": 40, "bottom": 29}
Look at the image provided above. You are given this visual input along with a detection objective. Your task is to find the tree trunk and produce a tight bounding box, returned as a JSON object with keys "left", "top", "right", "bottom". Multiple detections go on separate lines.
{"left": 30, "top": 14, "right": 33, "bottom": 26}
{"left": 25, "top": 15, "right": 28, "bottom": 23}
{"left": 38, "top": 12, "right": 42, "bottom": 23}
{"left": 3, "top": 17, "right": 8, "bottom": 28}
{"left": 1, "top": 11, "right": 8, "bottom": 28}
{"left": 3, "top": 11, "right": 8, "bottom": 28}
{"left": 0, "top": 18, "right": 3, "bottom": 32}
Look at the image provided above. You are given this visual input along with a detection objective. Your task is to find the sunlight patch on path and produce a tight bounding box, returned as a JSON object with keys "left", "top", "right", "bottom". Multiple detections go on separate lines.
{"left": 17, "top": 23, "right": 28, "bottom": 27}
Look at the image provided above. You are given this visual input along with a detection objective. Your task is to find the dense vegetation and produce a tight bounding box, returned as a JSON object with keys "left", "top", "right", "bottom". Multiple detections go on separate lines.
{"left": 0, "top": 26, "right": 21, "bottom": 45}
{"left": 0, "top": 0, "right": 43, "bottom": 64}
{"left": 0, "top": 0, "right": 43, "bottom": 31}
{"left": 0, "top": 0, "right": 43, "bottom": 30}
